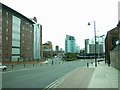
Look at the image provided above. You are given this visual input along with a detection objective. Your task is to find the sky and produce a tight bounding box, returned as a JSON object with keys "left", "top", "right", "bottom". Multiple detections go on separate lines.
{"left": 1, "top": 0, "right": 119, "bottom": 50}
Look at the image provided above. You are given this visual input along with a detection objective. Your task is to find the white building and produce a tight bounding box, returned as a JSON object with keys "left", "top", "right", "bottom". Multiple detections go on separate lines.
{"left": 85, "top": 35, "right": 105, "bottom": 54}
{"left": 65, "top": 35, "right": 77, "bottom": 53}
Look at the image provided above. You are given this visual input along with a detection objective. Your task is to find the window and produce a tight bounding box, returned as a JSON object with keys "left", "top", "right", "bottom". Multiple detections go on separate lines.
{"left": 30, "top": 25, "right": 32, "bottom": 27}
{"left": 6, "top": 12, "right": 8, "bottom": 16}
{"left": 30, "top": 30, "right": 32, "bottom": 33}
{"left": 26, "top": 22, "right": 29, "bottom": 25}
{"left": 6, "top": 28, "right": 8, "bottom": 32}
{"left": 6, "top": 37, "right": 8, "bottom": 40}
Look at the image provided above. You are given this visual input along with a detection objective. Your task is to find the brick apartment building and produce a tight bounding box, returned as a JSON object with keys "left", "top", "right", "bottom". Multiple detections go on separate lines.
{"left": 0, "top": 3, "right": 42, "bottom": 63}
{"left": 43, "top": 41, "right": 53, "bottom": 58}
{"left": 105, "top": 26, "right": 119, "bottom": 66}
{"left": 109, "top": 21, "right": 120, "bottom": 70}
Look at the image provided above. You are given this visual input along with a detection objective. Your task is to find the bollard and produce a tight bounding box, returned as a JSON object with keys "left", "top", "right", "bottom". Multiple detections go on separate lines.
{"left": 24, "top": 64, "right": 25, "bottom": 67}
{"left": 91, "top": 62, "right": 93, "bottom": 64}
{"left": 98, "top": 61, "right": 100, "bottom": 64}
{"left": 52, "top": 61, "right": 54, "bottom": 65}
{"left": 12, "top": 65, "right": 13, "bottom": 69}
{"left": 87, "top": 63, "right": 89, "bottom": 67}
{"left": 33, "top": 64, "right": 34, "bottom": 67}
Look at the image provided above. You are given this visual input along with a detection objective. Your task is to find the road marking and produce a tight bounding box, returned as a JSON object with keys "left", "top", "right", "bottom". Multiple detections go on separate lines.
{"left": 44, "top": 67, "right": 82, "bottom": 89}
{"left": 44, "top": 75, "right": 66, "bottom": 89}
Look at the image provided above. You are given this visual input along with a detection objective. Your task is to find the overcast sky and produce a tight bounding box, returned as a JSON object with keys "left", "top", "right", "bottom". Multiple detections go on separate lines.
{"left": 1, "top": 0, "right": 119, "bottom": 50}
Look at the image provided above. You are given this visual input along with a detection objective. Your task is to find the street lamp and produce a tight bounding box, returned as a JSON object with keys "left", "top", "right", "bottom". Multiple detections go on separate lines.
{"left": 88, "top": 21, "right": 97, "bottom": 67}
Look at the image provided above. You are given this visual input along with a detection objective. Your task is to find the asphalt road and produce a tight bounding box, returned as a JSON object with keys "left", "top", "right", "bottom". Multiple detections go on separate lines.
{"left": 2, "top": 59, "right": 90, "bottom": 88}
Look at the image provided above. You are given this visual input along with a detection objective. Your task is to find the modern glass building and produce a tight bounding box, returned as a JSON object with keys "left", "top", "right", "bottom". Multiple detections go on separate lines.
{"left": 12, "top": 15, "right": 21, "bottom": 61}
{"left": 33, "top": 23, "right": 41, "bottom": 60}
{"left": 65, "top": 35, "right": 76, "bottom": 53}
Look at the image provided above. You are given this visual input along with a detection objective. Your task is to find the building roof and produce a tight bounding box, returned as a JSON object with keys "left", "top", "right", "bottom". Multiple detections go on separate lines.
{"left": 108, "top": 27, "right": 118, "bottom": 34}
{"left": 1, "top": 2, "right": 40, "bottom": 25}
{"left": 66, "top": 35, "right": 75, "bottom": 40}
{"left": 105, "top": 27, "right": 119, "bottom": 40}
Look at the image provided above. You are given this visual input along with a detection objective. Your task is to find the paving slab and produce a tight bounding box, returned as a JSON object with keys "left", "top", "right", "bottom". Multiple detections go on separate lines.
{"left": 88, "top": 61, "right": 118, "bottom": 88}
{"left": 55, "top": 67, "right": 95, "bottom": 88}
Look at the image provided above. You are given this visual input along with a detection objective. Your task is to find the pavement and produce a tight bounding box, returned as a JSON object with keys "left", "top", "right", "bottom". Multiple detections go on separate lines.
{"left": 53, "top": 61, "right": 119, "bottom": 89}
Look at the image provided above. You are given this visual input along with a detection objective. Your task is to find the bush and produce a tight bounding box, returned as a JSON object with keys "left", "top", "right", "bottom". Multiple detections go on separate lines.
{"left": 63, "top": 53, "right": 77, "bottom": 61}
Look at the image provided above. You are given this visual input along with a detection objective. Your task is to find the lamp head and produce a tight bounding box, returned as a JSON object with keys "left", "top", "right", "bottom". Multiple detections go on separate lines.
{"left": 88, "top": 22, "right": 90, "bottom": 25}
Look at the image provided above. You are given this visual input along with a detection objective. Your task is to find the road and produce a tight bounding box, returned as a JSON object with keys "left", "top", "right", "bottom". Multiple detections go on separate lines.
{"left": 2, "top": 59, "right": 91, "bottom": 88}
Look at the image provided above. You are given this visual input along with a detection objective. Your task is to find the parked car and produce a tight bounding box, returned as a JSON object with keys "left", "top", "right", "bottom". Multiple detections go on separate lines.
{"left": 0, "top": 63, "right": 7, "bottom": 71}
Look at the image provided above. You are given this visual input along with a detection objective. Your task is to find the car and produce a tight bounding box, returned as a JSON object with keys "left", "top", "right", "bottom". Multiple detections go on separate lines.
{"left": 42, "top": 60, "right": 49, "bottom": 64}
{"left": 0, "top": 63, "right": 7, "bottom": 71}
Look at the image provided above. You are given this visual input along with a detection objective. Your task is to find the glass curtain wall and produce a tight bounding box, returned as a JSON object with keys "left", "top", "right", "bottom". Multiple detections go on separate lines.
{"left": 33, "top": 24, "right": 40, "bottom": 60}
{"left": 12, "top": 15, "right": 21, "bottom": 61}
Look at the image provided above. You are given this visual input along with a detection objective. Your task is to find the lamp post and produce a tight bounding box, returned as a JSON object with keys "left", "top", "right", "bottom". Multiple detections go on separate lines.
{"left": 88, "top": 21, "right": 97, "bottom": 67}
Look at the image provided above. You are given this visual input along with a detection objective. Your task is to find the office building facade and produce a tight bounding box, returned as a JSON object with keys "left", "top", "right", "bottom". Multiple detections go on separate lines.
{"left": 43, "top": 41, "right": 53, "bottom": 58}
{"left": 85, "top": 36, "right": 105, "bottom": 54}
{"left": 0, "top": 3, "right": 42, "bottom": 62}
{"left": 33, "top": 23, "right": 41, "bottom": 60}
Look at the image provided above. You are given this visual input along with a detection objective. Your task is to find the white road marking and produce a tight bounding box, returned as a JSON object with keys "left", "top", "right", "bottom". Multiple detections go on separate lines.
{"left": 44, "top": 67, "right": 82, "bottom": 89}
